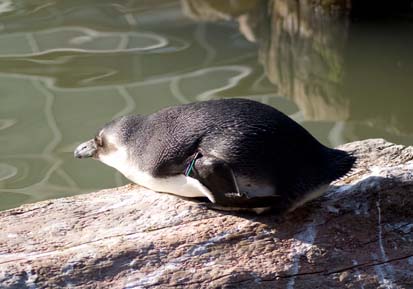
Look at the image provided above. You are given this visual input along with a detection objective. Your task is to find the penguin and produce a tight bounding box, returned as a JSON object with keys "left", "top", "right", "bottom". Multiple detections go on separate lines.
{"left": 74, "top": 98, "right": 355, "bottom": 214}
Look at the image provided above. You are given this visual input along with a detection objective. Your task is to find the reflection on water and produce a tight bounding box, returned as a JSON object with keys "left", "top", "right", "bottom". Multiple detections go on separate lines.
{"left": 0, "top": 27, "right": 171, "bottom": 56}
{"left": 184, "top": 0, "right": 413, "bottom": 138}
{"left": 1, "top": 0, "right": 413, "bottom": 210}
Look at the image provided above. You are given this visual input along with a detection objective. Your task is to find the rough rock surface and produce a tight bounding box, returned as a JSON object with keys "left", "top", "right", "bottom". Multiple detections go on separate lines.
{"left": 1, "top": 139, "right": 413, "bottom": 289}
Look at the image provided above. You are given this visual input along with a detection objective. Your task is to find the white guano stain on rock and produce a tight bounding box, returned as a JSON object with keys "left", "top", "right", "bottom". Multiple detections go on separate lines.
{"left": 375, "top": 191, "right": 397, "bottom": 288}
{"left": 286, "top": 222, "right": 318, "bottom": 289}
{"left": 125, "top": 263, "right": 178, "bottom": 289}
{"left": 352, "top": 259, "right": 365, "bottom": 289}
{"left": 61, "top": 261, "right": 76, "bottom": 275}
{"left": 25, "top": 265, "right": 38, "bottom": 289}
{"left": 385, "top": 222, "right": 413, "bottom": 234}
{"left": 371, "top": 253, "right": 397, "bottom": 289}
{"left": 187, "top": 232, "right": 229, "bottom": 256}
{"left": 328, "top": 165, "right": 392, "bottom": 199}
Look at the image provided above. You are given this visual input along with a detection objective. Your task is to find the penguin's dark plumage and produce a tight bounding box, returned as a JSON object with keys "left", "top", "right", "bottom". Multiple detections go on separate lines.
{"left": 74, "top": 98, "right": 355, "bottom": 213}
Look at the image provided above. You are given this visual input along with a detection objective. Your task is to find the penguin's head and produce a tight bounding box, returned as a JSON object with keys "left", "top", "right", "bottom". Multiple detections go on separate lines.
{"left": 74, "top": 115, "right": 143, "bottom": 163}
{"left": 74, "top": 126, "right": 120, "bottom": 160}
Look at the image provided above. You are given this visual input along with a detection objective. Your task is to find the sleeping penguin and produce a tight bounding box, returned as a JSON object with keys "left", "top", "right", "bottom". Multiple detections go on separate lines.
{"left": 74, "top": 98, "right": 355, "bottom": 214}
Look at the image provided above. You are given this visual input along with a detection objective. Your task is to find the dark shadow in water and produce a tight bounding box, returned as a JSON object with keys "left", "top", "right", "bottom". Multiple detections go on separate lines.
{"left": 183, "top": 0, "right": 413, "bottom": 139}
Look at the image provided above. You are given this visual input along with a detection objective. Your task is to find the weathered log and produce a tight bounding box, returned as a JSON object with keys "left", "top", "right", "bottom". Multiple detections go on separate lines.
{"left": 1, "top": 139, "right": 413, "bottom": 289}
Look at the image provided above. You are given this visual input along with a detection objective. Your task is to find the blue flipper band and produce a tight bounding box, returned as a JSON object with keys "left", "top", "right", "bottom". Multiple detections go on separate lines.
{"left": 185, "top": 152, "right": 200, "bottom": 176}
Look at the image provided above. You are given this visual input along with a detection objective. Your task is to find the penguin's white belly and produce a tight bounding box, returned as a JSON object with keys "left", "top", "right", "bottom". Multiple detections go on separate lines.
{"left": 128, "top": 172, "right": 215, "bottom": 201}
{"left": 98, "top": 147, "right": 216, "bottom": 202}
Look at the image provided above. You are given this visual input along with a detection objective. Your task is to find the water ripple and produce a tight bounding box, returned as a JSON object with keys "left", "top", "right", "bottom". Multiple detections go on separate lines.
{"left": 0, "top": 118, "right": 16, "bottom": 130}
{"left": 0, "top": 0, "right": 14, "bottom": 15}
{"left": 0, "top": 27, "right": 171, "bottom": 57}
{"left": 0, "top": 163, "right": 18, "bottom": 181}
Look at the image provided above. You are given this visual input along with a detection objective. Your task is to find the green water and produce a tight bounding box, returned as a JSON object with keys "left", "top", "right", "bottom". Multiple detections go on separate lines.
{"left": 1, "top": 0, "right": 413, "bottom": 211}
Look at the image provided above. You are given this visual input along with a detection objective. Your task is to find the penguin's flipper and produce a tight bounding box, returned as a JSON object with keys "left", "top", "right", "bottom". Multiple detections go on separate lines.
{"left": 188, "top": 153, "right": 278, "bottom": 209}
{"left": 188, "top": 154, "right": 240, "bottom": 203}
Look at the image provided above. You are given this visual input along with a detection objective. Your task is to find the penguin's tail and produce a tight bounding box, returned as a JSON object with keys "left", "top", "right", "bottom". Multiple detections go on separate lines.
{"left": 325, "top": 148, "right": 357, "bottom": 182}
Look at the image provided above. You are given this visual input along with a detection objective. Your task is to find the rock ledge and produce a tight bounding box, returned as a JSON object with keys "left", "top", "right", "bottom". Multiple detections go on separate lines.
{"left": 1, "top": 139, "right": 413, "bottom": 289}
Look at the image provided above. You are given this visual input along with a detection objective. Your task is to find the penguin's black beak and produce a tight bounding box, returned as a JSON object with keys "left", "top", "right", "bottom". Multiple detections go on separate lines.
{"left": 74, "top": 139, "right": 97, "bottom": 159}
